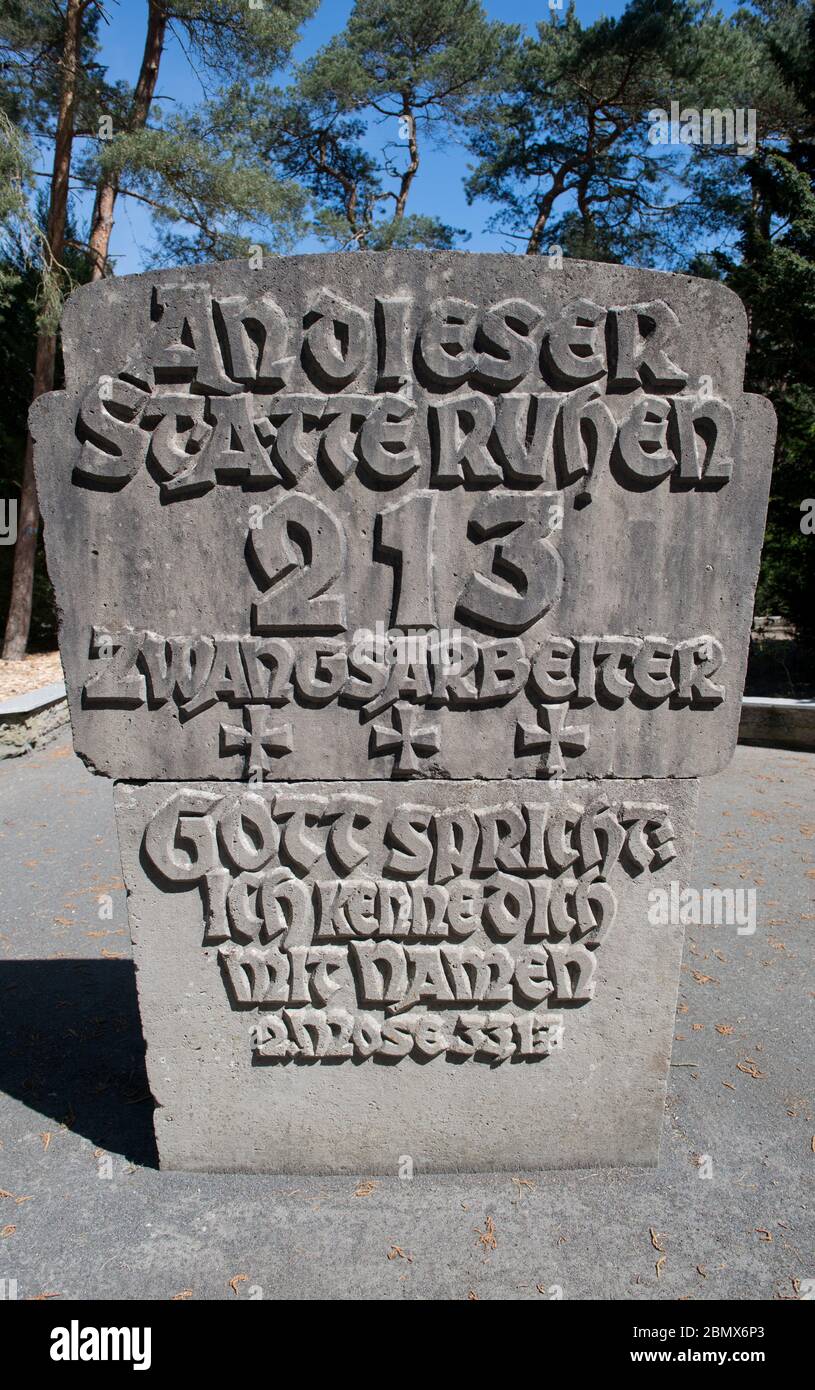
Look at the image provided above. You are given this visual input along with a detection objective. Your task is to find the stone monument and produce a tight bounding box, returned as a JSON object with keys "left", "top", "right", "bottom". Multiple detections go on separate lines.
{"left": 32, "top": 253, "right": 775, "bottom": 1172}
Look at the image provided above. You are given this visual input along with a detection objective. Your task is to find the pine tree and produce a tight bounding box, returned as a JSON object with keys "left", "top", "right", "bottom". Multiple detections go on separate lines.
{"left": 462, "top": 0, "right": 743, "bottom": 262}
{"left": 228, "top": 0, "right": 517, "bottom": 250}
{"left": 86, "top": 0, "right": 316, "bottom": 278}
{"left": 691, "top": 1, "right": 815, "bottom": 636}
{"left": 1, "top": 0, "right": 101, "bottom": 660}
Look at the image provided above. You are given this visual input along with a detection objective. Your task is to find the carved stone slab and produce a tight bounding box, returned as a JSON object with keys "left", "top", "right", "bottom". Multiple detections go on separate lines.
{"left": 114, "top": 777, "right": 697, "bottom": 1172}
{"left": 32, "top": 254, "right": 775, "bottom": 782}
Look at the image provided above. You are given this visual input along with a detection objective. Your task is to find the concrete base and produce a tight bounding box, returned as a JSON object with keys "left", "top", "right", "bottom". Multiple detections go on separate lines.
{"left": 114, "top": 777, "right": 698, "bottom": 1174}
{"left": 0, "top": 682, "right": 69, "bottom": 758}
{"left": 739, "top": 696, "right": 815, "bottom": 750}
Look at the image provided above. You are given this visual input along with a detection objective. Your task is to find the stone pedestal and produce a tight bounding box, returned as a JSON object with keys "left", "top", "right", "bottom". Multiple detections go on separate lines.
{"left": 32, "top": 252, "right": 775, "bottom": 1171}
{"left": 115, "top": 778, "right": 697, "bottom": 1173}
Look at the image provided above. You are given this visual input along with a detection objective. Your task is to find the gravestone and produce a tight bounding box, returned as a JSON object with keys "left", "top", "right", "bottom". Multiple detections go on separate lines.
{"left": 32, "top": 253, "right": 775, "bottom": 1172}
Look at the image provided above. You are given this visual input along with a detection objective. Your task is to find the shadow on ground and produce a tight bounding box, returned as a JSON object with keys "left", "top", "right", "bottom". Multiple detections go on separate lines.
{"left": 0, "top": 959, "right": 156, "bottom": 1167}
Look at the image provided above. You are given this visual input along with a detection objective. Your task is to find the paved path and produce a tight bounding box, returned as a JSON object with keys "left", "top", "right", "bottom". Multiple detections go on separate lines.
{"left": 0, "top": 735, "right": 811, "bottom": 1301}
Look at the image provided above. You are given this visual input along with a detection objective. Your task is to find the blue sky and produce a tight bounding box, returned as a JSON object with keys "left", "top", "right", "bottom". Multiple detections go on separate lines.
{"left": 73, "top": 0, "right": 739, "bottom": 271}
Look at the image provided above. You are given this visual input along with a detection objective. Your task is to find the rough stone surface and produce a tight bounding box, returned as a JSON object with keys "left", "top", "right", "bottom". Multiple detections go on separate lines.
{"left": 30, "top": 253, "right": 776, "bottom": 1174}
{"left": 32, "top": 254, "right": 775, "bottom": 781}
{"left": 115, "top": 776, "right": 697, "bottom": 1172}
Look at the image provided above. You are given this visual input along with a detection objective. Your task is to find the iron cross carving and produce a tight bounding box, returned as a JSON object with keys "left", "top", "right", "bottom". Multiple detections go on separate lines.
{"left": 516, "top": 703, "right": 590, "bottom": 778}
{"left": 220, "top": 705, "right": 293, "bottom": 780}
{"left": 369, "top": 701, "right": 441, "bottom": 776}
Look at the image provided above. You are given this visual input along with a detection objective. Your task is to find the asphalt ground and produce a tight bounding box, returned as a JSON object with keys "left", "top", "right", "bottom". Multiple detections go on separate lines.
{"left": 0, "top": 733, "right": 811, "bottom": 1301}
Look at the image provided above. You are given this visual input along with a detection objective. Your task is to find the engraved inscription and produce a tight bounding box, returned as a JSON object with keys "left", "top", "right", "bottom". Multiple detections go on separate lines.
{"left": 61, "top": 274, "right": 747, "bottom": 783}
{"left": 75, "top": 288, "right": 731, "bottom": 500}
{"left": 141, "top": 786, "right": 679, "bottom": 1061}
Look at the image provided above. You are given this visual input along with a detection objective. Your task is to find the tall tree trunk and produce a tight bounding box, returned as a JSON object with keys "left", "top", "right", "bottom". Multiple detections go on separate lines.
{"left": 525, "top": 161, "right": 577, "bottom": 255}
{"left": 89, "top": 0, "right": 167, "bottom": 280}
{"left": 393, "top": 106, "right": 419, "bottom": 221}
{"left": 3, "top": 0, "right": 84, "bottom": 661}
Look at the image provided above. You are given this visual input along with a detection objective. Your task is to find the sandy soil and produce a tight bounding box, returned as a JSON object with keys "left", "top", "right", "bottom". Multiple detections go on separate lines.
{"left": 0, "top": 651, "right": 63, "bottom": 701}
